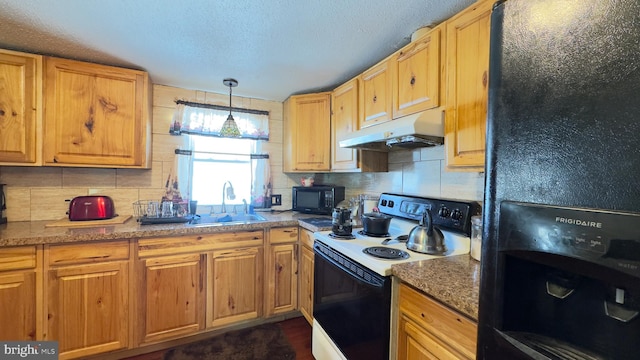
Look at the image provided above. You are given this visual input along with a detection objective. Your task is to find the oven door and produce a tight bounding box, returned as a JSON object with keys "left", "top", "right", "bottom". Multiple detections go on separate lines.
{"left": 313, "top": 241, "right": 391, "bottom": 360}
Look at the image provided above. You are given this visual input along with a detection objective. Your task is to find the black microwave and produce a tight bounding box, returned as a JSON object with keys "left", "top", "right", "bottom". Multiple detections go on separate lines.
{"left": 292, "top": 185, "right": 345, "bottom": 215}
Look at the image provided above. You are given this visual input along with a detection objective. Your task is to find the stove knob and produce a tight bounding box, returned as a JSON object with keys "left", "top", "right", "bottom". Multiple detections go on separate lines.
{"left": 438, "top": 207, "right": 450, "bottom": 218}
{"left": 451, "top": 209, "right": 463, "bottom": 220}
{"left": 381, "top": 199, "right": 387, "bottom": 206}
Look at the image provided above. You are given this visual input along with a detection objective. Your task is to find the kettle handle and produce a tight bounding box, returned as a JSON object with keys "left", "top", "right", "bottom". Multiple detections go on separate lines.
{"left": 421, "top": 210, "right": 434, "bottom": 235}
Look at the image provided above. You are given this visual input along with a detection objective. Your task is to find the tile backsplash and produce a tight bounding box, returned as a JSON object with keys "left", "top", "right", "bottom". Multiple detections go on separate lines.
{"left": 0, "top": 84, "right": 485, "bottom": 222}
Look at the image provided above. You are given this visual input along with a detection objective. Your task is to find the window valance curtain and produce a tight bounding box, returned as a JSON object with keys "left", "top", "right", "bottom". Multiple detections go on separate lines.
{"left": 170, "top": 101, "right": 269, "bottom": 140}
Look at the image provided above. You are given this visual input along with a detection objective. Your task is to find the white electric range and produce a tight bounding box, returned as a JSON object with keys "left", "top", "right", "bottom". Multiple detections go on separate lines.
{"left": 311, "top": 193, "right": 481, "bottom": 360}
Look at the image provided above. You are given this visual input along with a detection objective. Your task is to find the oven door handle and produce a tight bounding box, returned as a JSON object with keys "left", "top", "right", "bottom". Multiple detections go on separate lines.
{"left": 315, "top": 245, "right": 386, "bottom": 288}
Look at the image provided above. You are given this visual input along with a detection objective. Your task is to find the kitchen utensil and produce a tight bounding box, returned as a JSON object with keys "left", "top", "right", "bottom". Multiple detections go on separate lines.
{"left": 406, "top": 209, "right": 446, "bottom": 255}
{"left": 332, "top": 207, "right": 353, "bottom": 236}
{"left": 68, "top": 195, "right": 116, "bottom": 221}
{"left": 361, "top": 211, "right": 392, "bottom": 235}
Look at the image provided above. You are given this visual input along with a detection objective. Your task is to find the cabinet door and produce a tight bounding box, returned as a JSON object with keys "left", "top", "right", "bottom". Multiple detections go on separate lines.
{"left": 332, "top": 79, "right": 360, "bottom": 171}
{"left": 43, "top": 57, "right": 150, "bottom": 168}
{"left": 444, "top": 0, "right": 493, "bottom": 169}
{"left": 0, "top": 270, "right": 38, "bottom": 340}
{"left": 299, "top": 243, "right": 314, "bottom": 325}
{"left": 398, "top": 315, "right": 463, "bottom": 360}
{"left": 283, "top": 92, "right": 331, "bottom": 172}
{"left": 46, "top": 260, "right": 129, "bottom": 359}
{"left": 0, "top": 49, "right": 42, "bottom": 165}
{"left": 393, "top": 28, "right": 441, "bottom": 118}
{"left": 207, "top": 247, "right": 263, "bottom": 328}
{"left": 360, "top": 59, "right": 392, "bottom": 128}
{"left": 137, "top": 254, "right": 204, "bottom": 345}
{"left": 266, "top": 243, "right": 297, "bottom": 316}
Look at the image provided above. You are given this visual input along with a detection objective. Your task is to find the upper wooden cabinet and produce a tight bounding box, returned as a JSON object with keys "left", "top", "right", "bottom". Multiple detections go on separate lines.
{"left": 283, "top": 92, "right": 331, "bottom": 172}
{"left": 359, "top": 59, "right": 393, "bottom": 128}
{"left": 43, "top": 57, "right": 151, "bottom": 168}
{"left": 444, "top": 0, "right": 493, "bottom": 170}
{"left": 0, "top": 49, "right": 43, "bottom": 165}
{"left": 331, "top": 78, "right": 388, "bottom": 173}
{"left": 392, "top": 27, "right": 442, "bottom": 118}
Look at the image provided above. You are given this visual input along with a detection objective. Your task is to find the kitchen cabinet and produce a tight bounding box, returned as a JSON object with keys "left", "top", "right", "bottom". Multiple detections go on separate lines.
{"left": 298, "top": 228, "right": 315, "bottom": 325}
{"left": 0, "top": 246, "right": 42, "bottom": 341}
{"left": 331, "top": 78, "right": 388, "bottom": 172}
{"left": 207, "top": 230, "right": 264, "bottom": 328}
{"left": 265, "top": 227, "right": 298, "bottom": 317}
{"left": 283, "top": 92, "right": 331, "bottom": 172}
{"left": 392, "top": 27, "right": 442, "bottom": 118}
{"left": 0, "top": 49, "right": 43, "bottom": 165}
{"left": 397, "top": 283, "right": 477, "bottom": 360}
{"left": 44, "top": 241, "right": 130, "bottom": 360}
{"left": 135, "top": 238, "right": 205, "bottom": 345}
{"left": 43, "top": 56, "right": 151, "bottom": 168}
{"left": 444, "top": 0, "right": 493, "bottom": 170}
{"left": 359, "top": 58, "right": 393, "bottom": 128}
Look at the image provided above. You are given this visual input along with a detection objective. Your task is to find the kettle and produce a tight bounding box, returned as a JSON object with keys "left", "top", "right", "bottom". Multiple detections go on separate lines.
{"left": 406, "top": 209, "right": 446, "bottom": 255}
{"left": 332, "top": 207, "right": 353, "bottom": 236}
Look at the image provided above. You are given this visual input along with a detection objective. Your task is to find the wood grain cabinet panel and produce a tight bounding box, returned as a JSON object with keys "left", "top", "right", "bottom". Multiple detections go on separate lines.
{"left": 392, "top": 27, "right": 442, "bottom": 118}
{"left": 43, "top": 57, "right": 151, "bottom": 168}
{"left": 331, "top": 78, "right": 388, "bottom": 173}
{"left": 136, "top": 254, "right": 205, "bottom": 345}
{"left": 298, "top": 228, "right": 315, "bottom": 325}
{"left": 359, "top": 59, "right": 393, "bottom": 128}
{"left": 266, "top": 227, "right": 298, "bottom": 317}
{"left": 0, "top": 246, "right": 41, "bottom": 341}
{"left": 283, "top": 92, "right": 331, "bottom": 172}
{"left": 444, "top": 0, "right": 493, "bottom": 170}
{"left": 0, "top": 49, "right": 42, "bottom": 165}
{"left": 397, "top": 283, "right": 477, "bottom": 360}
{"left": 207, "top": 246, "right": 263, "bottom": 328}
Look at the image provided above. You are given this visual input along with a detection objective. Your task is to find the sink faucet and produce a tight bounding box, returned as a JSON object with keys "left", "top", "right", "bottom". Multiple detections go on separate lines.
{"left": 221, "top": 181, "right": 236, "bottom": 213}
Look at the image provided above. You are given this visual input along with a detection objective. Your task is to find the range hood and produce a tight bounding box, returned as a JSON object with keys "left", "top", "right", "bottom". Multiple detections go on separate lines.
{"left": 338, "top": 107, "right": 445, "bottom": 152}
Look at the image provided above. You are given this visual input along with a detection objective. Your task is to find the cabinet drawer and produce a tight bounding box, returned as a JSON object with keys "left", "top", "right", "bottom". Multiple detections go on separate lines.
{"left": 398, "top": 283, "right": 477, "bottom": 359}
{"left": 0, "top": 246, "right": 37, "bottom": 271}
{"left": 138, "top": 230, "right": 264, "bottom": 258}
{"left": 269, "top": 227, "right": 298, "bottom": 244}
{"left": 47, "top": 240, "right": 129, "bottom": 266}
{"left": 299, "top": 228, "right": 314, "bottom": 249}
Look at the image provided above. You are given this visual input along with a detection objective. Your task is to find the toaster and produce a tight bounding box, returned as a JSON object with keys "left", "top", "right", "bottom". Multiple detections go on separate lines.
{"left": 68, "top": 196, "right": 116, "bottom": 221}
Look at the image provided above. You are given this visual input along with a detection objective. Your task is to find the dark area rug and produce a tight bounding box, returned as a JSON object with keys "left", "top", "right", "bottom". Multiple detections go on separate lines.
{"left": 163, "top": 323, "right": 296, "bottom": 360}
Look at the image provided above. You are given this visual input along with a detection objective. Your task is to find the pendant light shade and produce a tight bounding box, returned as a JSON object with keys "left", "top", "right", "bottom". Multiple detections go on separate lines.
{"left": 219, "top": 78, "right": 242, "bottom": 138}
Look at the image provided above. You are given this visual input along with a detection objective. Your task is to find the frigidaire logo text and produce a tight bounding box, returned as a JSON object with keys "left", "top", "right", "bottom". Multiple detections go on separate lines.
{"left": 555, "top": 217, "right": 602, "bottom": 228}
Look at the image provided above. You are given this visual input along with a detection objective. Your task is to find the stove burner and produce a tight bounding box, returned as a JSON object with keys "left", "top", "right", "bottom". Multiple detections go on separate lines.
{"left": 358, "top": 230, "right": 391, "bottom": 238}
{"left": 329, "top": 233, "right": 355, "bottom": 240}
{"left": 362, "top": 246, "right": 410, "bottom": 260}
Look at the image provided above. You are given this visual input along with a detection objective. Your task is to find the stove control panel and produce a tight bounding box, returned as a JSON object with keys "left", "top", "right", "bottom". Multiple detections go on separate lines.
{"left": 378, "top": 193, "right": 481, "bottom": 236}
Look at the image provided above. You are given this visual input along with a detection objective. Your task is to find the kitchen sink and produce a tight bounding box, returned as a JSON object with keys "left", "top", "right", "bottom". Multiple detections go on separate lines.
{"left": 188, "top": 213, "right": 267, "bottom": 225}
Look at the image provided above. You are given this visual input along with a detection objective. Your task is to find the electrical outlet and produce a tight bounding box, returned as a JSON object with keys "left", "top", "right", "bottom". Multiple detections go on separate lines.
{"left": 271, "top": 194, "right": 282, "bottom": 206}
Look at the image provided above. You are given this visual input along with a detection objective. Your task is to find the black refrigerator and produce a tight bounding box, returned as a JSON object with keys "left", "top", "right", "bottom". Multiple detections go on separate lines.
{"left": 479, "top": 0, "right": 640, "bottom": 359}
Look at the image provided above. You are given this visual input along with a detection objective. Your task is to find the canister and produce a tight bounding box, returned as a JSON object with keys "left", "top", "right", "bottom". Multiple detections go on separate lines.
{"left": 470, "top": 215, "right": 482, "bottom": 261}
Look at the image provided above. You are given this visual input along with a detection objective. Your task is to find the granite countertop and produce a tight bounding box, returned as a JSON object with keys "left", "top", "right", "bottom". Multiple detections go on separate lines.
{"left": 0, "top": 212, "right": 331, "bottom": 247}
{"left": 392, "top": 254, "right": 481, "bottom": 321}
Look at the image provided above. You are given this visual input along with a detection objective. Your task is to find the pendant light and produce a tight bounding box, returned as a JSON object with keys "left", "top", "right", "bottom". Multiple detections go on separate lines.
{"left": 220, "top": 78, "right": 242, "bottom": 138}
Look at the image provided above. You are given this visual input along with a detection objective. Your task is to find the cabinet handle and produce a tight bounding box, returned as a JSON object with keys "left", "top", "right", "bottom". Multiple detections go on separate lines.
{"left": 373, "top": 95, "right": 377, "bottom": 103}
{"left": 410, "top": 76, "right": 416, "bottom": 86}
{"left": 482, "top": 71, "right": 488, "bottom": 88}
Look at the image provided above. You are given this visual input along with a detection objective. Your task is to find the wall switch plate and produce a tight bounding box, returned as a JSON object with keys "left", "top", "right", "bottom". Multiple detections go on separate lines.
{"left": 271, "top": 194, "right": 282, "bottom": 206}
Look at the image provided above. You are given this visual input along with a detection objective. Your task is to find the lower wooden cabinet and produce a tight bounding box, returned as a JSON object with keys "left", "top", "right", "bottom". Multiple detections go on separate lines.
{"left": 397, "top": 283, "right": 477, "bottom": 360}
{"left": 265, "top": 227, "right": 298, "bottom": 317}
{"left": 207, "top": 246, "right": 263, "bottom": 328}
{"left": 298, "top": 228, "right": 315, "bottom": 325}
{"left": 0, "top": 246, "right": 41, "bottom": 341}
{"left": 44, "top": 241, "right": 130, "bottom": 360}
{"left": 136, "top": 253, "right": 205, "bottom": 345}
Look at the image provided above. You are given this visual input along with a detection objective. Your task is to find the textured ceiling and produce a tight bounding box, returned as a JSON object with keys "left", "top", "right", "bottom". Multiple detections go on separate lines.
{"left": 0, "top": 0, "right": 474, "bottom": 101}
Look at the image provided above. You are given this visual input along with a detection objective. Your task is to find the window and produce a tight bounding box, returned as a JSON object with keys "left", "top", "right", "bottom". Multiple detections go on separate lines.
{"left": 190, "top": 136, "right": 254, "bottom": 207}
